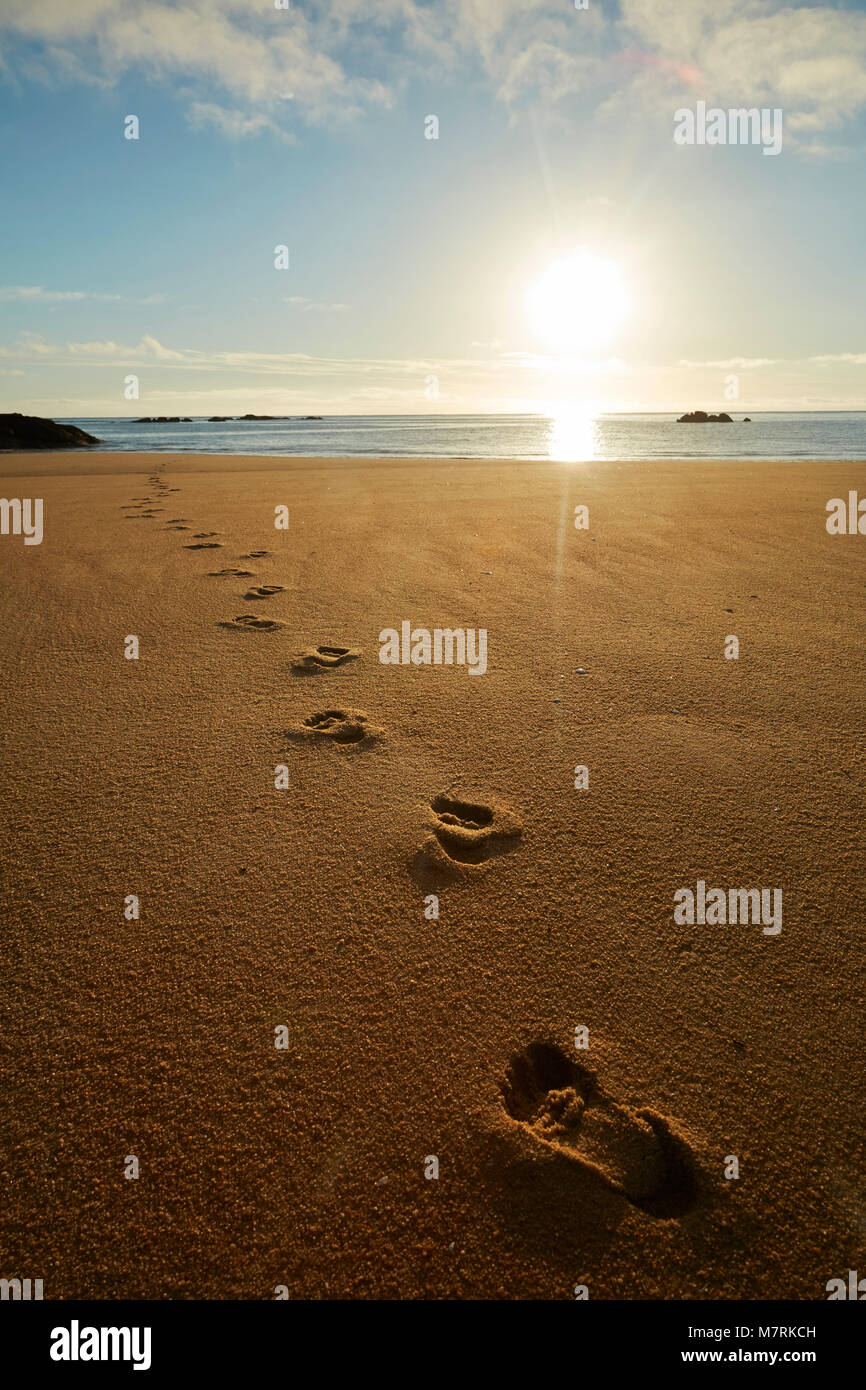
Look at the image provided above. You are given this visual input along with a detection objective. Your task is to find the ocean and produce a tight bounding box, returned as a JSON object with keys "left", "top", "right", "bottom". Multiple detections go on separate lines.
{"left": 59, "top": 412, "right": 866, "bottom": 461}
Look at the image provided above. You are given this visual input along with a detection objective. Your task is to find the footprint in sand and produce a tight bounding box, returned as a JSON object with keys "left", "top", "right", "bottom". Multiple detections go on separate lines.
{"left": 244, "top": 584, "right": 286, "bottom": 600}
{"left": 241, "top": 550, "right": 270, "bottom": 559}
{"left": 166, "top": 518, "right": 192, "bottom": 523}
{"left": 193, "top": 532, "right": 220, "bottom": 538}
{"left": 500, "top": 1043, "right": 700, "bottom": 1217}
{"left": 291, "top": 644, "right": 360, "bottom": 674}
{"left": 420, "top": 794, "right": 522, "bottom": 868}
{"left": 185, "top": 541, "right": 224, "bottom": 550}
{"left": 208, "top": 567, "right": 256, "bottom": 578}
{"left": 165, "top": 525, "right": 191, "bottom": 530}
{"left": 286, "top": 708, "right": 381, "bottom": 747}
{"left": 220, "top": 614, "right": 284, "bottom": 631}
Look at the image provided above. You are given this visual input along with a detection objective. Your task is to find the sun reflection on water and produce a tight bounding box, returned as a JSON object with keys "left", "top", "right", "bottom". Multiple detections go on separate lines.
{"left": 546, "top": 407, "right": 599, "bottom": 461}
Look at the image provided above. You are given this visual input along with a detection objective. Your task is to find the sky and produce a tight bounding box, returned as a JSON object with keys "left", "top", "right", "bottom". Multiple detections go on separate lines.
{"left": 1, "top": 0, "right": 865, "bottom": 417}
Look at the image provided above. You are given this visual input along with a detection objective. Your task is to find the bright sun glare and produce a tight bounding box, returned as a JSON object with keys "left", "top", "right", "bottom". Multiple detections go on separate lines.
{"left": 527, "top": 248, "right": 629, "bottom": 354}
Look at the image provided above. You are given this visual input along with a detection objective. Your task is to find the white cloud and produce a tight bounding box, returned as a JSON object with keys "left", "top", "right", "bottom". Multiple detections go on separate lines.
{"left": 0, "top": 0, "right": 392, "bottom": 126}
{"left": 810, "top": 352, "right": 866, "bottom": 365}
{"left": 618, "top": 0, "right": 866, "bottom": 145}
{"left": 0, "top": 285, "right": 163, "bottom": 304}
{"left": 0, "top": 332, "right": 509, "bottom": 378}
{"left": 1, "top": 0, "right": 863, "bottom": 149}
{"left": 4, "top": 333, "right": 864, "bottom": 380}
{"left": 678, "top": 356, "right": 779, "bottom": 369}
{"left": 0, "top": 286, "right": 88, "bottom": 302}
{"left": 187, "top": 103, "right": 293, "bottom": 142}
{"left": 285, "top": 296, "right": 349, "bottom": 313}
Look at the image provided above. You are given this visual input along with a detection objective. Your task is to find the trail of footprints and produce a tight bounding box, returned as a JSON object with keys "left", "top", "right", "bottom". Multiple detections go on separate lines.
{"left": 291, "top": 644, "right": 360, "bottom": 674}
{"left": 501, "top": 1043, "right": 701, "bottom": 1218}
{"left": 123, "top": 464, "right": 705, "bottom": 1226}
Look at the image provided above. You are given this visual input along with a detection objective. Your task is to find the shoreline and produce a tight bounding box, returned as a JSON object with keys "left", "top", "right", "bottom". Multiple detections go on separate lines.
{"left": 2, "top": 450, "right": 866, "bottom": 476}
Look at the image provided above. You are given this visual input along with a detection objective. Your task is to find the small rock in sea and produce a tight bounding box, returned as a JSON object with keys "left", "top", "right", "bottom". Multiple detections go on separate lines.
{"left": 676, "top": 409, "right": 733, "bottom": 423}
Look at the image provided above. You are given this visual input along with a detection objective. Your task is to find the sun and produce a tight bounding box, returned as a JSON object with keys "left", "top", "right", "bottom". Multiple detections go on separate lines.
{"left": 527, "top": 248, "right": 629, "bottom": 354}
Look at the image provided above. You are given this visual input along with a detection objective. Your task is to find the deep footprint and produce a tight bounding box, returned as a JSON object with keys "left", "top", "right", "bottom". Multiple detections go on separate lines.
{"left": 421, "top": 793, "right": 521, "bottom": 867}
{"left": 208, "top": 568, "right": 256, "bottom": 578}
{"left": 241, "top": 550, "right": 270, "bottom": 558}
{"left": 185, "top": 542, "right": 224, "bottom": 549}
{"left": 501, "top": 1043, "right": 700, "bottom": 1217}
{"left": 220, "top": 614, "right": 284, "bottom": 631}
{"left": 292, "top": 644, "right": 361, "bottom": 673}
{"left": 244, "top": 585, "right": 286, "bottom": 600}
{"left": 286, "top": 708, "right": 381, "bottom": 747}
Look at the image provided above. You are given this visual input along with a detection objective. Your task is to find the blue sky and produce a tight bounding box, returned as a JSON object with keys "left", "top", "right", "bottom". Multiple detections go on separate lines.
{"left": 1, "top": 0, "right": 865, "bottom": 415}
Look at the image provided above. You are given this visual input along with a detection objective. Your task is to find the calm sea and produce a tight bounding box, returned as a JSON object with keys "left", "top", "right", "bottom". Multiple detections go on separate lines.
{"left": 60, "top": 412, "right": 866, "bottom": 461}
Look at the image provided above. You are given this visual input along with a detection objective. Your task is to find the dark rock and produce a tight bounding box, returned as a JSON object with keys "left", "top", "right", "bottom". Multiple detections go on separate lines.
{"left": 743, "top": 417, "right": 751, "bottom": 422}
{"left": 304, "top": 415, "right": 323, "bottom": 420}
{"left": 209, "top": 416, "right": 232, "bottom": 422}
{"left": 0, "top": 413, "right": 101, "bottom": 449}
{"left": 677, "top": 410, "right": 734, "bottom": 423}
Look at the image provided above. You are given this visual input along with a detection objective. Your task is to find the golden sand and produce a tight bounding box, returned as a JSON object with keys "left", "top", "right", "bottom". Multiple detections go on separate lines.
{"left": 0, "top": 452, "right": 863, "bottom": 1298}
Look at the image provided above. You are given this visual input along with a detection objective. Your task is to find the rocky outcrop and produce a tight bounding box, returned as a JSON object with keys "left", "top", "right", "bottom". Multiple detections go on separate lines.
{"left": 676, "top": 410, "right": 733, "bottom": 423}
{"left": 0, "top": 413, "right": 101, "bottom": 449}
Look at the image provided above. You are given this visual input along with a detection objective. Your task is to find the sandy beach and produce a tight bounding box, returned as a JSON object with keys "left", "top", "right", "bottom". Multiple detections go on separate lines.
{"left": 0, "top": 451, "right": 863, "bottom": 1300}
